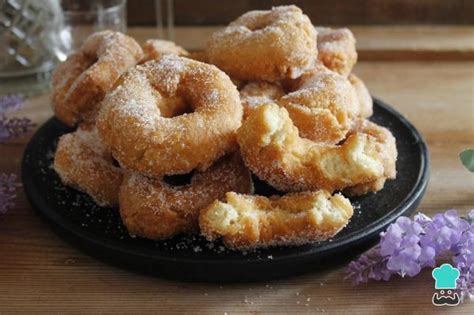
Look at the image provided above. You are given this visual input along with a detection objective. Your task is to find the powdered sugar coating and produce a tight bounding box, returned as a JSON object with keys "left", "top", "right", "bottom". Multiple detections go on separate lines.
{"left": 53, "top": 124, "right": 123, "bottom": 206}
{"left": 237, "top": 103, "right": 386, "bottom": 193}
{"left": 200, "top": 191, "right": 354, "bottom": 250}
{"left": 349, "top": 73, "right": 373, "bottom": 118}
{"left": 141, "top": 39, "right": 189, "bottom": 63}
{"left": 315, "top": 27, "right": 357, "bottom": 77}
{"left": 239, "top": 81, "right": 285, "bottom": 119}
{"left": 207, "top": 5, "right": 317, "bottom": 81}
{"left": 344, "top": 119, "right": 397, "bottom": 196}
{"left": 96, "top": 55, "right": 243, "bottom": 176}
{"left": 52, "top": 31, "right": 144, "bottom": 126}
{"left": 119, "top": 153, "right": 253, "bottom": 240}
{"left": 279, "top": 64, "right": 359, "bottom": 144}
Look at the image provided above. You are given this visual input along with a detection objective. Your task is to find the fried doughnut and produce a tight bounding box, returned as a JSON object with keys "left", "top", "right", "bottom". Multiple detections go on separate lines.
{"left": 52, "top": 31, "right": 143, "bottom": 126}
{"left": 240, "top": 81, "right": 285, "bottom": 119}
{"left": 119, "top": 154, "right": 253, "bottom": 240}
{"left": 349, "top": 74, "right": 373, "bottom": 118}
{"left": 207, "top": 5, "right": 317, "bottom": 82}
{"left": 237, "top": 103, "right": 386, "bottom": 193}
{"left": 53, "top": 124, "right": 123, "bottom": 207}
{"left": 316, "top": 27, "right": 357, "bottom": 77}
{"left": 97, "top": 55, "right": 242, "bottom": 176}
{"left": 278, "top": 65, "right": 359, "bottom": 144}
{"left": 200, "top": 191, "right": 353, "bottom": 250}
{"left": 344, "top": 119, "right": 397, "bottom": 196}
{"left": 141, "top": 39, "right": 189, "bottom": 62}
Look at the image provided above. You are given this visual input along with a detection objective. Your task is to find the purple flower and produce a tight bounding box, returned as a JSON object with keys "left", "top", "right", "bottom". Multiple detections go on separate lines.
{"left": 453, "top": 222, "right": 474, "bottom": 301}
{"left": 345, "top": 245, "right": 392, "bottom": 284}
{"left": 0, "top": 94, "right": 32, "bottom": 214}
{"left": 0, "top": 94, "right": 34, "bottom": 143}
{"left": 0, "top": 94, "right": 24, "bottom": 113}
{"left": 421, "top": 210, "right": 470, "bottom": 254}
{"left": 379, "top": 216, "right": 435, "bottom": 277}
{"left": 346, "top": 209, "right": 474, "bottom": 303}
{"left": 0, "top": 173, "right": 19, "bottom": 214}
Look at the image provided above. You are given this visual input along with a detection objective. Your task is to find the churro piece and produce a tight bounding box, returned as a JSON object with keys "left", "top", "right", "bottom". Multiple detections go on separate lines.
{"left": 344, "top": 119, "right": 397, "bottom": 195}
{"left": 237, "top": 103, "right": 385, "bottom": 193}
{"left": 200, "top": 191, "right": 353, "bottom": 250}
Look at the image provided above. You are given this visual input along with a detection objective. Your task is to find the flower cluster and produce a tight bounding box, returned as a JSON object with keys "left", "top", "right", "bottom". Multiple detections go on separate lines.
{"left": 346, "top": 210, "right": 474, "bottom": 302}
{"left": 0, "top": 94, "right": 33, "bottom": 214}
{"left": 0, "top": 94, "right": 34, "bottom": 143}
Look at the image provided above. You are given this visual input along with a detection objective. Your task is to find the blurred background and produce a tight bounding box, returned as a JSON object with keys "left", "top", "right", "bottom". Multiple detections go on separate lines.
{"left": 0, "top": 0, "right": 472, "bottom": 95}
{"left": 128, "top": 0, "right": 472, "bottom": 26}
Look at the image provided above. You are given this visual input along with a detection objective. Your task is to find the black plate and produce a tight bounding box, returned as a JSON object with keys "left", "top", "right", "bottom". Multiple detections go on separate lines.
{"left": 22, "top": 98, "right": 429, "bottom": 282}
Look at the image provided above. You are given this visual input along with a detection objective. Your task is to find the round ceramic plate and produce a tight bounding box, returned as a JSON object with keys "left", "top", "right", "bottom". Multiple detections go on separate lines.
{"left": 22, "top": 98, "right": 429, "bottom": 282}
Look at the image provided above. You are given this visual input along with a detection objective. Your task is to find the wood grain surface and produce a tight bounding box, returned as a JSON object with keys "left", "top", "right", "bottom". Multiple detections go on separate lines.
{"left": 0, "top": 26, "right": 473, "bottom": 314}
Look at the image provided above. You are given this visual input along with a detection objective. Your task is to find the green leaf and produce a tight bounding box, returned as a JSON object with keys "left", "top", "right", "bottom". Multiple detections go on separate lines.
{"left": 460, "top": 149, "right": 474, "bottom": 172}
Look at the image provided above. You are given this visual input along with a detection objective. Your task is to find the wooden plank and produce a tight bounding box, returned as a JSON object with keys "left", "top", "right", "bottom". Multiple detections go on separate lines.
{"left": 0, "top": 60, "right": 473, "bottom": 313}
{"left": 127, "top": 25, "right": 474, "bottom": 60}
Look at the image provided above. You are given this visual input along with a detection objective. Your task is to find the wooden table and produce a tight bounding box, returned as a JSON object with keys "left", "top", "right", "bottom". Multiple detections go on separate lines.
{"left": 1, "top": 26, "right": 473, "bottom": 314}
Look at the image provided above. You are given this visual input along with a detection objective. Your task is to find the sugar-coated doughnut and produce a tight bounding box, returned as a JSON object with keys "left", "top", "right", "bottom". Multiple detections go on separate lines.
{"left": 344, "top": 119, "right": 397, "bottom": 196}
{"left": 279, "top": 65, "right": 359, "bottom": 144}
{"left": 237, "top": 103, "right": 386, "bottom": 193}
{"left": 119, "top": 154, "right": 253, "bottom": 240}
{"left": 52, "top": 31, "right": 143, "bottom": 126}
{"left": 349, "top": 74, "right": 373, "bottom": 118}
{"left": 141, "top": 39, "right": 189, "bottom": 63}
{"left": 97, "top": 55, "right": 243, "bottom": 176}
{"left": 316, "top": 27, "right": 357, "bottom": 77}
{"left": 53, "top": 124, "right": 123, "bottom": 207}
{"left": 207, "top": 5, "right": 317, "bottom": 81}
{"left": 240, "top": 81, "right": 285, "bottom": 119}
{"left": 200, "top": 191, "right": 353, "bottom": 250}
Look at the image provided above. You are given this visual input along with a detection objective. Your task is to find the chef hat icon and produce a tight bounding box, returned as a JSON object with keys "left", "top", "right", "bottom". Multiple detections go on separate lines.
{"left": 432, "top": 263, "right": 460, "bottom": 289}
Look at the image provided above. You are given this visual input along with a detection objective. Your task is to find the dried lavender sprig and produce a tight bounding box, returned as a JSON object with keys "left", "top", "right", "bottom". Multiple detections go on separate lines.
{"left": 0, "top": 94, "right": 24, "bottom": 114}
{"left": 0, "top": 117, "right": 36, "bottom": 143}
{"left": 0, "top": 173, "right": 19, "bottom": 214}
{"left": 0, "top": 94, "right": 34, "bottom": 143}
{"left": 346, "top": 209, "right": 473, "bottom": 298}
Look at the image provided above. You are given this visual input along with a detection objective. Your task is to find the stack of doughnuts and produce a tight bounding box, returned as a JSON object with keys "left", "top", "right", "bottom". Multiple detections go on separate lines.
{"left": 52, "top": 6, "right": 397, "bottom": 251}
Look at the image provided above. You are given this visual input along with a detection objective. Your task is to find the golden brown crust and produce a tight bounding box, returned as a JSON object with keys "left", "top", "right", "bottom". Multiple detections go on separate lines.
{"left": 141, "top": 39, "right": 189, "bottom": 63}
{"left": 53, "top": 124, "right": 123, "bottom": 206}
{"left": 237, "top": 103, "right": 386, "bottom": 193}
{"left": 279, "top": 65, "right": 359, "bottom": 144}
{"left": 119, "top": 154, "right": 253, "bottom": 240}
{"left": 344, "top": 119, "right": 397, "bottom": 196}
{"left": 349, "top": 74, "right": 373, "bottom": 118}
{"left": 52, "top": 31, "right": 143, "bottom": 126}
{"left": 199, "top": 191, "right": 353, "bottom": 250}
{"left": 207, "top": 5, "right": 317, "bottom": 81}
{"left": 96, "top": 55, "right": 243, "bottom": 177}
{"left": 316, "top": 27, "right": 357, "bottom": 77}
